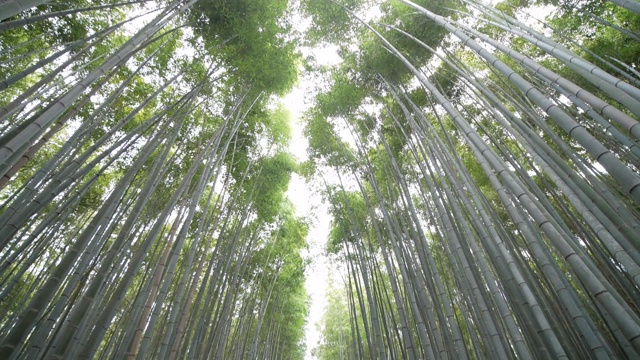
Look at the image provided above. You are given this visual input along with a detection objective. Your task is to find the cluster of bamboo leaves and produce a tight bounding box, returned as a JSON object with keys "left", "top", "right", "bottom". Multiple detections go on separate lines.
{"left": 305, "top": 0, "right": 640, "bottom": 359}
{"left": 0, "top": 1, "right": 310, "bottom": 359}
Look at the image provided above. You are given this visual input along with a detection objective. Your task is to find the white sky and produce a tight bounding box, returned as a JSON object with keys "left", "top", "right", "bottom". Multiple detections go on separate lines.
{"left": 283, "top": 46, "right": 342, "bottom": 359}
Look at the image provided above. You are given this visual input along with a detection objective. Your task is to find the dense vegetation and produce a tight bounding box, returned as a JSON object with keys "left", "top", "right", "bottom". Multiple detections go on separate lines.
{"left": 1, "top": 0, "right": 640, "bottom": 359}
{"left": 306, "top": 0, "right": 640, "bottom": 359}
{"left": 0, "top": 1, "right": 307, "bottom": 359}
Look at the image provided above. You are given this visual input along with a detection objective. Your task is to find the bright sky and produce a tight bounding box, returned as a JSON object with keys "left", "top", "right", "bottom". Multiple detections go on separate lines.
{"left": 283, "top": 46, "right": 342, "bottom": 359}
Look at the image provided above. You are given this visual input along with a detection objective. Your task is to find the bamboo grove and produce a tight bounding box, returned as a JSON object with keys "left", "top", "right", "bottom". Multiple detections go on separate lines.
{"left": 1, "top": 0, "right": 640, "bottom": 359}
{"left": 0, "top": 1, "right": 308, "bottom": 359}
{"left": 304, "top": 0, "right": 640, "bottom": 359}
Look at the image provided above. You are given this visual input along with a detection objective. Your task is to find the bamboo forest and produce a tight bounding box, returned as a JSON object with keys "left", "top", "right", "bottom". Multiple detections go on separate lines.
{"left": 1, "top": 0, "right": 640, "bottom": 359}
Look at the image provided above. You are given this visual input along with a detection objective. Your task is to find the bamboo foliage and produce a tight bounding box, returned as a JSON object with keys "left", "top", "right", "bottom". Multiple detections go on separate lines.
{"left": 0, "top": 1, "right": 308, "bottom": 359}
{"left": 2, "top": 0, "right": 640, "bottom": 359}
{"left": 309, "top": 0, "right": 640, "bottom": 358}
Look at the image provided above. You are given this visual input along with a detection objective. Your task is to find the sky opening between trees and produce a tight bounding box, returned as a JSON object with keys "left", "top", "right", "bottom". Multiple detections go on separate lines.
{"left": 1, "top": 0, "right": 640, "bottom": 359}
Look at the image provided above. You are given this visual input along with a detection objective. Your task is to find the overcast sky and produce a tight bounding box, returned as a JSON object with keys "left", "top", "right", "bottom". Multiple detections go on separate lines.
{"left": 283, "top": 45, "right": 342, "bottom": 359}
